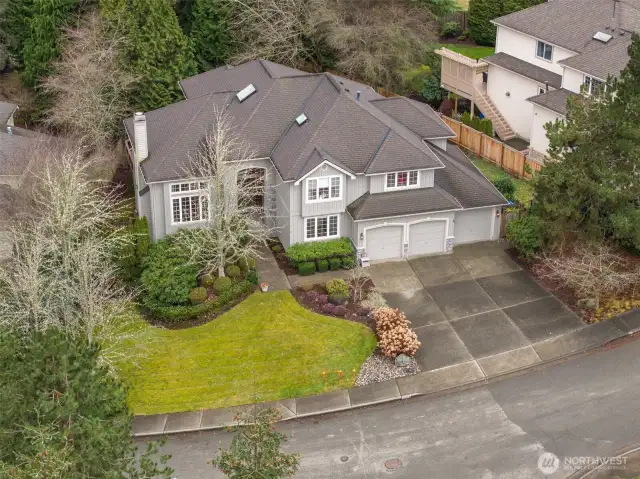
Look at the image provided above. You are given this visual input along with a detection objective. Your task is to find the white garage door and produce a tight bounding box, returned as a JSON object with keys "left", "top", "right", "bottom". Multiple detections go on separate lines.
{"left": 365, "top": 226, "right": 404, "bottom": 261}
{"left": 408, "top": 221, "right": 446, "bottom": 256}
{"left": 454, "top": 209, "right": 493, "bottom": 245}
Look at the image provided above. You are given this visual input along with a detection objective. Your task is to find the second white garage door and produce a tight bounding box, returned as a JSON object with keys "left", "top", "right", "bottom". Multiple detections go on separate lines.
{"left": 408, "top": 221, "right": 446, "bottom": 256}
{"left": 365, "top": 226, "right": 404, "bottom": 261}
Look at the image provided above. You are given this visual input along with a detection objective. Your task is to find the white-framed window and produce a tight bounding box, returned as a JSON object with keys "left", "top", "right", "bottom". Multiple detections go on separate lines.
{"left": 385, "top": 170, "right": 419, "bottom": 190}
{"left": 584, "top": 75, "right": 605, "bottom": 95}
{"left": 170, "top": 181, "right": 209, "bottom": 224}
{"left": 305, "top": 215, "right": 339, "bottom": 241}
{"left": 536, "top": 40, "right": 553, "bottom": 61}
{"left": 306, "top": 176, "right": 341, "bottom": 202}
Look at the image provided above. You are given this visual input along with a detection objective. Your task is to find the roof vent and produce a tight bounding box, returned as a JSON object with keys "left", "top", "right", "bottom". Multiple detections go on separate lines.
{"left": 593, "top": 31, "right": 613, "bottom": 42}
{"left": 236, "top": 84, "right": 257, "bottom": 102}
{"left": 295, "top": 113, "right": 308, "bottom": 126}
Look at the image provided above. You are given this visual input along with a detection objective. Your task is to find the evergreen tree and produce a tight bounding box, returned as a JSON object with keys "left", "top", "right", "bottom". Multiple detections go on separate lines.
{"left": 0, "top": 328, "right": 173, "bottom": 478}
{"left": 535, "top": 34, "right": 640, "bottom": 250}
{"left": 469, "top": 0, "right": 545, "bottom": 46}
{"left": 101, "top": 0, "right": 197, "bottom": 111}
{"left": 190, "top": 0, "right": 234, "bottom": 71}
{"left": 175, "top": 0, "right": 196, "bottom": 35}
{"left": 0, "top": 0, "right": 36, "bottom": 68}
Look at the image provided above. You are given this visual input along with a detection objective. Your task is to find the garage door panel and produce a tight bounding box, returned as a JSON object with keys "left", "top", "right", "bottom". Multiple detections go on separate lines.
{"left": 454, "top": 210, "right": 493, "bottom": 245}
{"left": 408, "top": 221, "right": 446, "bottom": 256}
{"left": 366, "top": 226, "right": 404, "bottom": 261}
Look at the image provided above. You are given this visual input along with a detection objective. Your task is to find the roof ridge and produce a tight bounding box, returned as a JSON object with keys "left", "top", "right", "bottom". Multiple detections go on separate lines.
{"left": 433, "top": 185, "right": 463, "bottom": 209}
{"left": 363, "top": 128, "right": 392, "bottom": 173}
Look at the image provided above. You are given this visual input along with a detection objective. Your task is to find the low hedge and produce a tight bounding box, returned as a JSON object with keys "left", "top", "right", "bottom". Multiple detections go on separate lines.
{"left": 298, "top": 261, "right": 316, "bottom": 276}
{"left": 328, "top": 257, "right": 342, "bottom": 270}
{"left": 286, "top": 237, "right": 354, "bottom": 264}
{"left": 316, "top": 259, "right": 329, "bottom": 272}
{"left": 143, "top": 280, "right": 255, "bottom": 322}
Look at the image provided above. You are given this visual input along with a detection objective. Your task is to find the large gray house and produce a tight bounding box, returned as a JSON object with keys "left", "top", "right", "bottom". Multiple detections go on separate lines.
{"left": 124, "top": 60, "right": 507, "bottom": 261}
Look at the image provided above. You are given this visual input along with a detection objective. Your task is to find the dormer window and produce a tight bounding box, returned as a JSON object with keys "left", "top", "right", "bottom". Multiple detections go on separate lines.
{"left": 386, "top": 170, "right": 419, "bottom": 190}
{"left": 306, "top": 176, "right": 341, "bottom": 202}
{"left": 536, "top": 40, "right": 553, "bottom": 61}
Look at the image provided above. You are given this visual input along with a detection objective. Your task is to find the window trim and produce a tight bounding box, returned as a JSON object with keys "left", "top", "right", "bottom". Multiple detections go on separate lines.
{"left": 535, "top": 40, "right": 553, "bottom": 62}
{"left": 538, "top": 86, "right": 546, "bottom": 95}
{"left": 384, "top": 170, "right": 420, "bottom": 191}
{"left": 169, "top": 181, "right": 209, "bottom": 225}
{"left": 583, "top": 75, "right": 605, "bottom": 95}
{"left": 304, "top": 215, "right": 340, "bottom": 242}
{"left": 305, "top": 175, "right": 342, "bottom": 203}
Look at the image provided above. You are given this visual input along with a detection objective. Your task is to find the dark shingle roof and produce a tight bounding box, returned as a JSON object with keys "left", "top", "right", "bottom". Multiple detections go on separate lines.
{"left": 127, "top": 60, "right": 448, "bottom": 182}
{"left": 431, "top": 144, "right": 508, "bottom": 209}
{"left": 527, "top": 88, "right": 575, "bottom": 115}
{"left": 0, "top": 101, "right": 17, "bottom": 125}
{"left": 559, "top": 37, "right": 632, "bottom": 80}
{"left": 347, "top": 188, "right": 461, "bottom": 221}
{"left": 0, "top": 127, "right": 52, "bottom": 179}
{"left": 493, "top": 0, "right": 640, "bottom": 54}
{"left": 483, "top": 53, "right": 563, "bottom": 89}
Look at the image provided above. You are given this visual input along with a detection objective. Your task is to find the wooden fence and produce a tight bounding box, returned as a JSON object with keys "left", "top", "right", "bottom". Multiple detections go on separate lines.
{"left": 440, "top": 116, "right": 542, "bottom": 180}
{"left": 438, "top": 11, "right": 469, "bottom": 30}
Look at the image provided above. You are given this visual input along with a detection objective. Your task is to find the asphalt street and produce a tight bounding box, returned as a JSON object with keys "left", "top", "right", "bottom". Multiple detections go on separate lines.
{"left": 142, "top": 338, "right": 640, "bottom": 478}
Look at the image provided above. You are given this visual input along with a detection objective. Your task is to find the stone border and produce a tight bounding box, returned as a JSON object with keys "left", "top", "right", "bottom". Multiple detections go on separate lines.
{"left": 132, "top": 312, "right": 639, "bottom": 437}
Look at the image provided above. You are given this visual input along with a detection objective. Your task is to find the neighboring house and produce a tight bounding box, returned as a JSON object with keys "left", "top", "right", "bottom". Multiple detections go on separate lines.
{"left": 438, "top": 0, "right": 640, "bottom": 160}
{"left": 124, "top": 60, "right": 507, "bottom": 262}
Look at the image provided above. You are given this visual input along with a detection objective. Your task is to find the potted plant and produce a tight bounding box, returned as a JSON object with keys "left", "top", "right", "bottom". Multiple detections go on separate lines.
{"left": 260, "top": 282, "right": 269, "bottom": 292}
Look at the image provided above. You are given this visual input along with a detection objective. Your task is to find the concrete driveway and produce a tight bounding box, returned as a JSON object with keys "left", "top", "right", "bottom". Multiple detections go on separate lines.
{"left": 367, "top": 242, "right": 588, "bottom": 376}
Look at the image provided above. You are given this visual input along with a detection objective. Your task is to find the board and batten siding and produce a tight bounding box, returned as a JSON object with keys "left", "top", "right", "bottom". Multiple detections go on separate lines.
{"left": 346, "top": 175, "right": 369, "bottom": 203}
{"left": 275, "top": 177, "right": 292, "bottom": 248}
{"left": 300, "top": 164, "right": 346, "bottom": 217}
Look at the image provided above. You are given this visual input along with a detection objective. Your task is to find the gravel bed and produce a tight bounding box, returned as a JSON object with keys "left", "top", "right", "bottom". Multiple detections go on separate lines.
{"left": 355, "top": 352, "right": 420, "bottom": 387}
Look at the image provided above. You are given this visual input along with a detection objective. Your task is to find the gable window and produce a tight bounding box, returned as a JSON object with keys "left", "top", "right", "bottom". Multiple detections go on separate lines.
{"left": 584, "top": 75, "right": 604, "bottom": 95}
{"left": 536, "top": 40, "right": 553, "bottom": 61}
{"left": 306, "top": 176, "right": 341, "bottom": 202}
{"left": 538, "top": 86, "right": 546, "bottom": 95}
{"left": 305, "top": 215, "right": 339, "bottom": 240}
{"left": 170, "top": 181, "right": 209, "bottom": 224}
{"left": 386, "top": 170, "right": 419, "bottom": 190}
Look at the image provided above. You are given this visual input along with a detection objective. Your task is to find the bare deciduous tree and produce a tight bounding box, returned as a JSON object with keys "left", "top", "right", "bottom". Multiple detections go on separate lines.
{"left": 224, "top": 0, "right": 325, "bottom": 67}
{"left": 0, "top": 144, "right": 144, "bottom": 371}
{"left": 535, "top": 243, "right": 640, "bottom": 308}
{"left": 349, "top": 265, "right": 370, "bottom": 302}
{"left": 175, "top": 107, "right": 277, "bottom": 277}
{"left": 42, "top": 12, "right": 136, "bottom": 150}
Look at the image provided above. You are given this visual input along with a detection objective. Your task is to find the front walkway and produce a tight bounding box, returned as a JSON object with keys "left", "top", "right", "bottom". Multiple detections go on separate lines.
{"left": 255, "top": 245, "right": 290, "bottom": 291}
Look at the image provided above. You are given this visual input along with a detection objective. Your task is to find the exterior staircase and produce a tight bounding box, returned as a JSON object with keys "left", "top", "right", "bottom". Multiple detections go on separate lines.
{"left": 473, "top": 86, "right": 516, "bottom": 141}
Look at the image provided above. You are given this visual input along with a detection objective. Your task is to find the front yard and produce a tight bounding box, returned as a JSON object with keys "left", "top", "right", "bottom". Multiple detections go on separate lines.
{"left": 118, "top": 290, "right": 376, "bottom": 415}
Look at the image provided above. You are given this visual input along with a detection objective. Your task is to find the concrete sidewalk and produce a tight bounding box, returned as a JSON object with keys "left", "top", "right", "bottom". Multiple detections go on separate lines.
{"left": 132, "top": 313, "right": 638, "bottom": 437}
{"left": 255, "top": 245, "right": 290, "bottom": 291}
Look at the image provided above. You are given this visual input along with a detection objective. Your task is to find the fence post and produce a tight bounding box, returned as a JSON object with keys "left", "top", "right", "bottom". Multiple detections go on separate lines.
{"left": 499, "top": 143, "right": 504, "bottom": 168}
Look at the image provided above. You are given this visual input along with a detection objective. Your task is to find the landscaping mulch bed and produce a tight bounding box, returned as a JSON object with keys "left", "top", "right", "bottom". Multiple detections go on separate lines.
{"left": 355, "top": 352, "right": 420, "bottom": 387}
{"left": 267, "top": 237, "right": 297, "bottom": 275}
{"left": 506, "top": 247, "right": 640, "bottom": 324}
{"left": 291, "top": 279, "right": 376, "bottom": 328}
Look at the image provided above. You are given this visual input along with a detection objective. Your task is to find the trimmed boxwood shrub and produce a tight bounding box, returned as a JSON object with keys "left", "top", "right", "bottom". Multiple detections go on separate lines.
{"left": 189, "top": 287, "right": 208, "bottom": 305}
{"left": 316, "top": 259, "right": 329, "bottom": 272}
{"left": 200, "top": 274, "right": 215, "bottom": 288}
{"left": 144, "top": 280, "right": 255, "bottom": 322}
{"left": 286, "top": 237, "right": 354, "bottom": 264}
{"left": 341, "top": 256, "right": 356, "bottom": 269}
{"left": 298, "top": 261, "right": 316, "bottom": 276}
{"left": 328, "top": 257, "right": 342, "bottom": 270}
{"left": 326, "top": 279, "right": 349, "bottom": 296}
{"left": 140, "top": 236, "right": 199, "bottom": 306}
{"left": 213, "top": 276, "right": 233, "bottom": 294}
{"left": 225, "top": 264, "right": 242, "bottom": 278}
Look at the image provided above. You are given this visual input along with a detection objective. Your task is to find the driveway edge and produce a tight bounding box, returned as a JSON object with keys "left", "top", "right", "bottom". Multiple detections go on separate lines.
{"left": 132, "top": 318, "right": 632, "bottom": 438}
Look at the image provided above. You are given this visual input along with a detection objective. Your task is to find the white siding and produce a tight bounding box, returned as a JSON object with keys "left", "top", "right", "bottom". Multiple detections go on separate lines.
{"left": 346, "top": 175, "right": 369, "bottom": 203}
{"left": 289, "top": 212, "right": 348, "bottom": 245}
{"left": 301, "top": 164, "right": 346, "bottom": 217}
{"left": 495, "top": 26, "right": 576, "bottom": 76}
{"left": 426, "top": 138, "right": 448, "bottom": 150}
{"left": 561, "top": 67, "right": 586, "bottom": 93}
{"left": 420, "top": 170, "right": 435, "bottom": 188}
{"left": 487, "top": 65, "right": 540, "bottom": 140}
{"left": 453, "top": 208, "right": 498, "bottom": 245}
{"left": 369, "top": 174, "right": 386, "bottom": 194}
{"left": 149, "top": 184, "right": 165, "bottom": 242}
{"left": 530, "top": 104, "right": 564, "bottom": 157}
{"left": 275, "top": 177, "right": 291, "bottom": 248}
{"left": 369, "top": 170, "right": 435, "bottom": 193}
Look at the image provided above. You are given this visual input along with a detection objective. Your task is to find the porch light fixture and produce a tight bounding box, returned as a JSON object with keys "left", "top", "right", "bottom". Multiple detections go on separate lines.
{"left": 359, "top": 232, "right": 364, "bottom": 241}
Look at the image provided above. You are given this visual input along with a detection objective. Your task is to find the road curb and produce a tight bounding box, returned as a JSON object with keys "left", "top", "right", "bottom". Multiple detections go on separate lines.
{"left": 132, "top": 320, "right": 632, "bottom": 438}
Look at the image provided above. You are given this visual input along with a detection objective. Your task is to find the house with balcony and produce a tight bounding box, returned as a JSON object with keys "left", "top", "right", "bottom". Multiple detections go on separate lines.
{"left": 124, "top": 59, "right": 507, "bottom": 262}
{"left": 437, "top": 0, "right": 640, "bottom": 161}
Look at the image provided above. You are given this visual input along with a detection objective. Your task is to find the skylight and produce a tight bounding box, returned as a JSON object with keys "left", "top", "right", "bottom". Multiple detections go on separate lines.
{"left": 296, "top": 113, "right": 308, "bottom": 125}
{"left": 593, "top": 31, "right": 613, "bottom": 43}
{"left": 236, "top": 84, "right": 256, "bottom": 102}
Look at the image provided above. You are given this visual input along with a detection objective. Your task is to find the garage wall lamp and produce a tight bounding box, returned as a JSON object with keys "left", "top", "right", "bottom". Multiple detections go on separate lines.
{"left": 496, "top": 210, "right": 501, "bottom": 217}
{"left": 359, "top": 232, "right": 364, "bottom": 241}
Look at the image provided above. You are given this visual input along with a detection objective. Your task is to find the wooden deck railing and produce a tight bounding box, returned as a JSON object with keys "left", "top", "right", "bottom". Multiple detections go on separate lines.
{"left": 441, "top": 116, "right": 542, "bottom": 180}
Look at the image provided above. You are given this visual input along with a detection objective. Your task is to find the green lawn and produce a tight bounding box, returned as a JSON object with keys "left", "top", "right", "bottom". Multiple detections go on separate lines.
{"left": 470, "top": 155, "right": 534, "bottom": 206}
{"left": 117, "top": 291, "right": 377, "bottom": 415}
{"left": 441, "top": 44, "right": 495, "bottom": 60}
{"left": 456, "top": 0, "right": 469, "bottom": 9}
